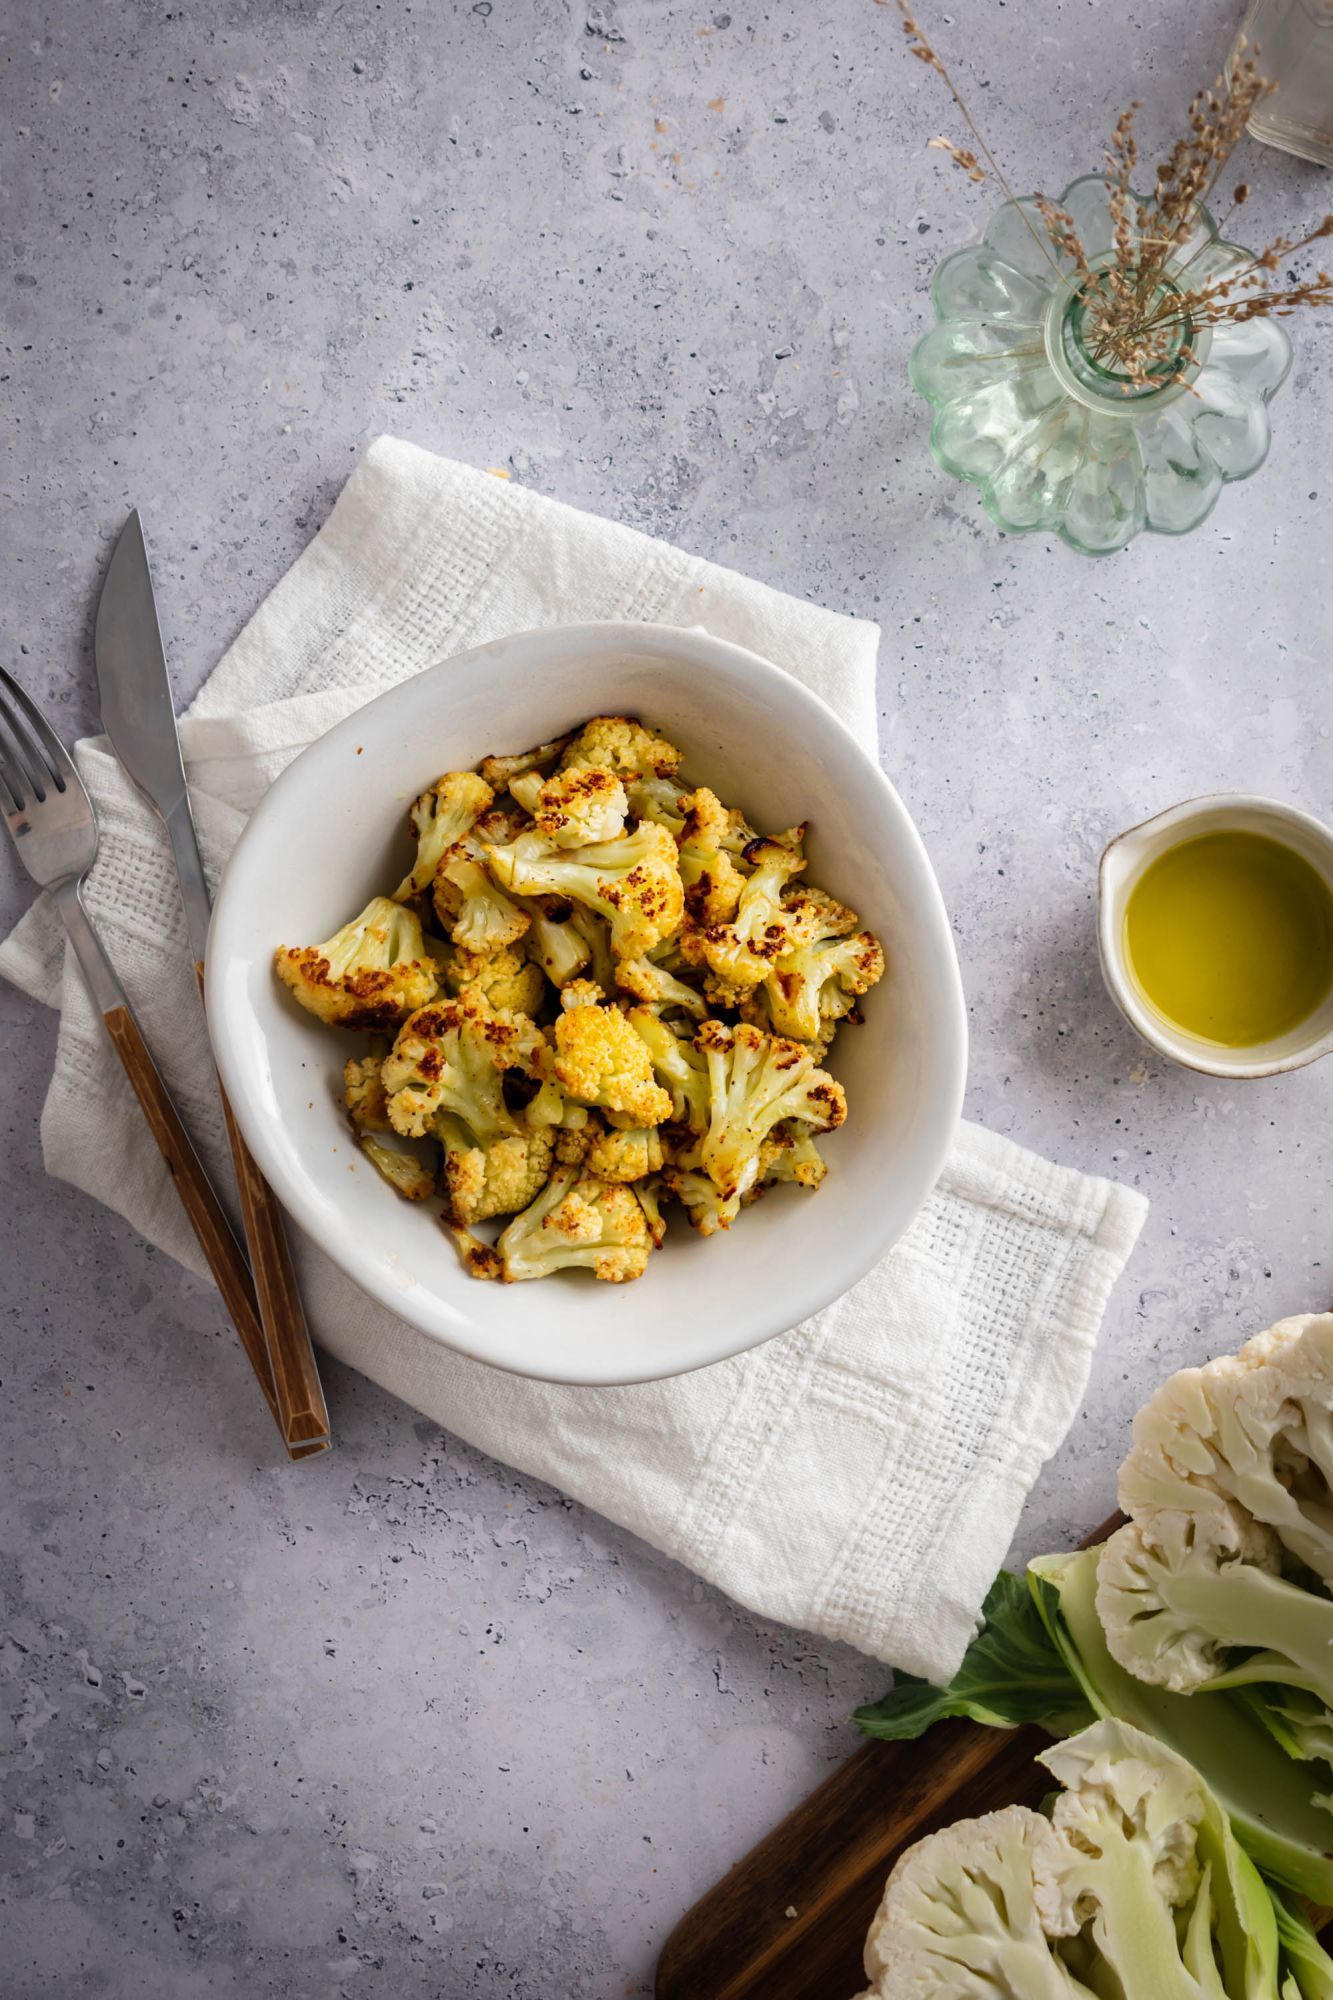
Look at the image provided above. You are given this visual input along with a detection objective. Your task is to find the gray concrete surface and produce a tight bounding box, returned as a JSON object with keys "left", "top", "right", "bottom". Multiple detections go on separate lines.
{"left": 5, "top": 0, "right": 1333, "bottom": 1993}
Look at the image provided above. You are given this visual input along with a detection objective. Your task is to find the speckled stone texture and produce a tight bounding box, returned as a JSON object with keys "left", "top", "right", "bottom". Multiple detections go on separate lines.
{"left": 4, "top": 0, "right": 1333, "bottom": 1993}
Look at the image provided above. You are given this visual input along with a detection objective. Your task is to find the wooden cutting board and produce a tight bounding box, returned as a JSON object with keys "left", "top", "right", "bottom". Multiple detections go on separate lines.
{"left": 656, "top": 1515, "right": 1121, "bottom": 2000}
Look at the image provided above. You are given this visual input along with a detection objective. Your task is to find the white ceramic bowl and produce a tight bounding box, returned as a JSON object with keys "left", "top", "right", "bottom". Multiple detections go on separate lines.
{"left": 207, "top": 623, "right": 966, "bottom": 1385}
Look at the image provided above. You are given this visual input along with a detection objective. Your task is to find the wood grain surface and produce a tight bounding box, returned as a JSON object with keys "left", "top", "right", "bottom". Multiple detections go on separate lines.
{"left": 102, "top": 1002, "right": 322, "bottom": 1461}
{"left": 656, "top": 1514, "right": 1125, "bottom": 2000}
{"left": 196, "top": 962, "right": 330, "bottom": 1453}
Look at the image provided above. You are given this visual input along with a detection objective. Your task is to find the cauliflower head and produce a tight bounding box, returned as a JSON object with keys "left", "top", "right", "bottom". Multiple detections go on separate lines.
{"left": 550, "top": 994, "right": 673, "bottom": 1128}
{"left": 393, "top": 771, "right": 494, "bottom": 901}
{"left": 486, "top": 821, "right": 684, "bottom": 960}
{"left": 435, "top": 1114, "right": 555, "bottom": 1227}
{"left": 532, "top": 765, "right": 628, "bottom": 847}
{"left": 860, "top": 1718, "right": 1280, "bottom": 2000}
{"left": 344, "top": 1052, "right": 393, "bottom": 1133}
{"left": 697, "top": 1020, "right": 846, "bottom": 1201}
{"left": 275, "top": 896, "right": 440, "bottom": 1030}
{"left": 697, "top": 832, "right": 811, "bottom": 992}
{"left": 477, "top": 728, "right": 577, "bottom": 792}
{"left": 559, "top": 714, "right": 682, "bottom": 781}
{"left": 1118, "top": 1313, "right": 1333, "bottom": 1593}
{"left": 677, "top": 787, "right": 748, "bottom": 925}
{"left": 585, "top": 1122, "right": 665, "bottom": 1184}
{"left": 486, "top": 1167, "right": 653, "bottom": 1283}
{"left": 1091, "top": 1508, "right": 1331, "bottom": 1701}
{"left": 381, "top": 992, "right": 544, "bottom": 1141}
{"left": 762, "top": 888, "right": 885, "bottom": 1042}
{"left": 614, "top": 954, "right": 707, "bottom": 1020}
{"left": 444, "top": 942, "right": 546, "bottom": 1018}
{"left": 436, "top": 852, "right": 531, "bottom": 955}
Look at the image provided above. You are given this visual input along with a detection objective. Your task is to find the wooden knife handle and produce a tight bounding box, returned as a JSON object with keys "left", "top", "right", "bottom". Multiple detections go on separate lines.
{"left": 102, "top": 1002, "right": 284, "bottom": 1433}
{"left": 191, "top": 964, "right": 330, "bottom": 1451}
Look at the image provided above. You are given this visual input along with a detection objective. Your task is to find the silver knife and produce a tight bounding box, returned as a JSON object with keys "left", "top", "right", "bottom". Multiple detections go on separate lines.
{"left": 95, "top": 512, "right": 330, "bottom": 1455}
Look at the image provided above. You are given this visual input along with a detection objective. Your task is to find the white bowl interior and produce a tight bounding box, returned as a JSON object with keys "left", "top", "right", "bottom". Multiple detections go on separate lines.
{"left": 207, "top": 624, "right": 965, "bottom": 1384}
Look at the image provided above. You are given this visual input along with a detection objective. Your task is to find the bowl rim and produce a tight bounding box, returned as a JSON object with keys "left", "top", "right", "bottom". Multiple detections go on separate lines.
{"left": 206, "top": 620, "right": 968, "bottom": 1384}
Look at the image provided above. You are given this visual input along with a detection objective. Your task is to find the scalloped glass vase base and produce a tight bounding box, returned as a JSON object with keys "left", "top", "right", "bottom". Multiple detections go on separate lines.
{"left": 911, "top": 178, "right": 1292, "bottom": 557}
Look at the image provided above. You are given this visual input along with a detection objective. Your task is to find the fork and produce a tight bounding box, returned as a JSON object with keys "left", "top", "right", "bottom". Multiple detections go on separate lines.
{"left": 0, "top": 664, "right": 325, "bottom": 1459}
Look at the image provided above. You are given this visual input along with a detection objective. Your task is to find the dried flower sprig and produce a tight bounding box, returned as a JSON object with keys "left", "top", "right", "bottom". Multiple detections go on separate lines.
{"left": 890, "top": 2, "right": 1333, "bottom": 390}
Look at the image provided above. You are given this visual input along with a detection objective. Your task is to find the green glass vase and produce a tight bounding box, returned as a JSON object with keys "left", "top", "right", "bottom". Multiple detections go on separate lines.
{"left": 910, "top": 175, "right": 1292, "bottom": 556}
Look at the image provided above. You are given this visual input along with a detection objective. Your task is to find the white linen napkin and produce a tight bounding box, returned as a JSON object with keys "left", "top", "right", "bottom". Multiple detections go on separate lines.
{"left": 0, "top": 437, "right": 1147, "bottom": 1681}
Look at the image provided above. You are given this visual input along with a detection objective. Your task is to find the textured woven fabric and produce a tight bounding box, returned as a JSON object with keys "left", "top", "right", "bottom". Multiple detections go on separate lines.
{"left": 0, "top": 438, "right": 1147, "bottom": 1678}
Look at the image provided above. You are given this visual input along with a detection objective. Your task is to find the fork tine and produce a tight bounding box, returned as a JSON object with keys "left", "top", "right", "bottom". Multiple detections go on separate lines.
{"left": 0, "top": 664, "right": 73, "bottom": 799}
{"left": 0, "top": 728, "right": 25, "bottom": 814}
{"left": 0, "top": 702, "right": 48, "bottom": 807}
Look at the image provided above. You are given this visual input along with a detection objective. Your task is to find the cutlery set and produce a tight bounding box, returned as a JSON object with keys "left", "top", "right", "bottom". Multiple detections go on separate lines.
{"left": 0, "top": 515, "right": 328, "bottom": 1458}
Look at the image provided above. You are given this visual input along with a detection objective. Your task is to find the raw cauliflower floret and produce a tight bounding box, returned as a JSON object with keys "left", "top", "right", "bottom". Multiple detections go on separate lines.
{"left": 435, "top": 1115, "right": 555, "bottom": 1228}
{"left": 451, "top": 1168, "right": 653, "bottom": 1283}
{"left": 532, "top": 766, "right": 628, "bottom": 848}
{"left": 697, "top": 832, "right": 811, "bottom": 992}
{"left": 585, "top": 1123, "right": 665, "bottom": 1184}
{"left": 677, "top": 787, "right": 749, "bottom": 926}
{"left": 444, "top": 942, "right": 545, "bottom": 1018}
{"left": 393, "top": 771, "right": 494, "bottom": 901}
{"left": 549, "top": 991, "right": 673, "bottom": 1127}
{"left": 559, "top": 715, "right": 682, "bottom": 782}
{"left": 343, "top": 1052, "right": 393, "bottom": 1133}
{"left": 486, "top": 821, "right": 684, "bottom": 960}
{"left": 697, "top": 1020, "right": 846, "bottom": 1200}
{"left": 381, "top": 992, "right": 545, "bottom": 1141}
{"left": 275, "top": 896, "right": 440, "bottom": 1030}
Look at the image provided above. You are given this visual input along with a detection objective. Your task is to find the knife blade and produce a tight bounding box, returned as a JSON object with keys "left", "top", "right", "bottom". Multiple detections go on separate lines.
{"left": 94, "top": 513, "right": 215, "bottom": 964}
{"left": 94, "top": 511, "right": 330, "bottom": 1456}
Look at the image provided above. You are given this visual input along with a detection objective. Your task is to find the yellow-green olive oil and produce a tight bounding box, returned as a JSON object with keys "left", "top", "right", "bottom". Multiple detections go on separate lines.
{"left": 1123, "top": 830, "right": 1333, "bottom": 1047}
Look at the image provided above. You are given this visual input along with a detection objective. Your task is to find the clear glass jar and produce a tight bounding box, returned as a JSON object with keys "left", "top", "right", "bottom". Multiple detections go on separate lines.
{"left": 909, "top": 176, "right": 1292, "bottom": 556}
{"left": 1234, "top": 0, "right": 1333, "bottom": 167}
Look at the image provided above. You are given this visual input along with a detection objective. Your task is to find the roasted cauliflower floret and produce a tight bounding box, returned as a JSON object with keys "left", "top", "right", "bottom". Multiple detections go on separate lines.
{"left": 585, "top": 1122, "right": 666, "bottom": 1184}
{"left": 477, "top": 728, "right": 576, "bottom": 792}
{"left": 634, "top": 1177, "right": 669, "bottom": 1248}
{"left": 381, "top": 993, "right": 545, "bottom": 1140}
{"left": 358, "top": 1136, "right": 436, "bottom": 1202}
{"left": 560, "top": 715, "right": 682, "bottom": 782}
{"left": 625, "top": 771, "right": 690, "bottom": 835}
{"left": 614, "top": 954, "right": 707, "bottom": 1020}
{"left": 550, "top": 993, "right": 674, "bottom": 1127}
{"left": 343, "top": 1052, "right": 393, "bottom": 1133}
{"left": 697, "top": 1020, "right": 846, "bottom": 1200}
{"left": 435, "top": 1116, "right": 555, "bottom": 1227}
{"left": 677, "top": 787, "right": 749, "bottom": 926}
{"left": 532, "top": 766, "right": 628, "bottom": 848}
{"left": 518, "top": 900, "right": 593, "bottom": 988}
{"left": 662, "top": 1167, "right": 742, "bottom": 1237}
{"left": 443, "top": 942, "right": 546, "bottom": 1018}
{"left": 697, "top": 833, "right": 810, "bottom": 992}
{"left": 436, "top": 852, "right": 531, "bottom": 955}
{"left": 478, "top": 1168, "right": 653, "bottom": 1283}
{"left": 625, "top": 1007, "right": 711, "bottom": 1131}
{"left": 275, "top": 896, "right": 440, "bottom": 1030}
{"left": 393, "top": 771, "right": 494, "bottom": 901}
{"left": 757, "top": 1122, "right": 829, "bottom": 1190}
{"left": 763, "top": 893, "right": 885, "bottom": 1042}
{"left": 486, "top": 821, "right": 684, "bottom": 960}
